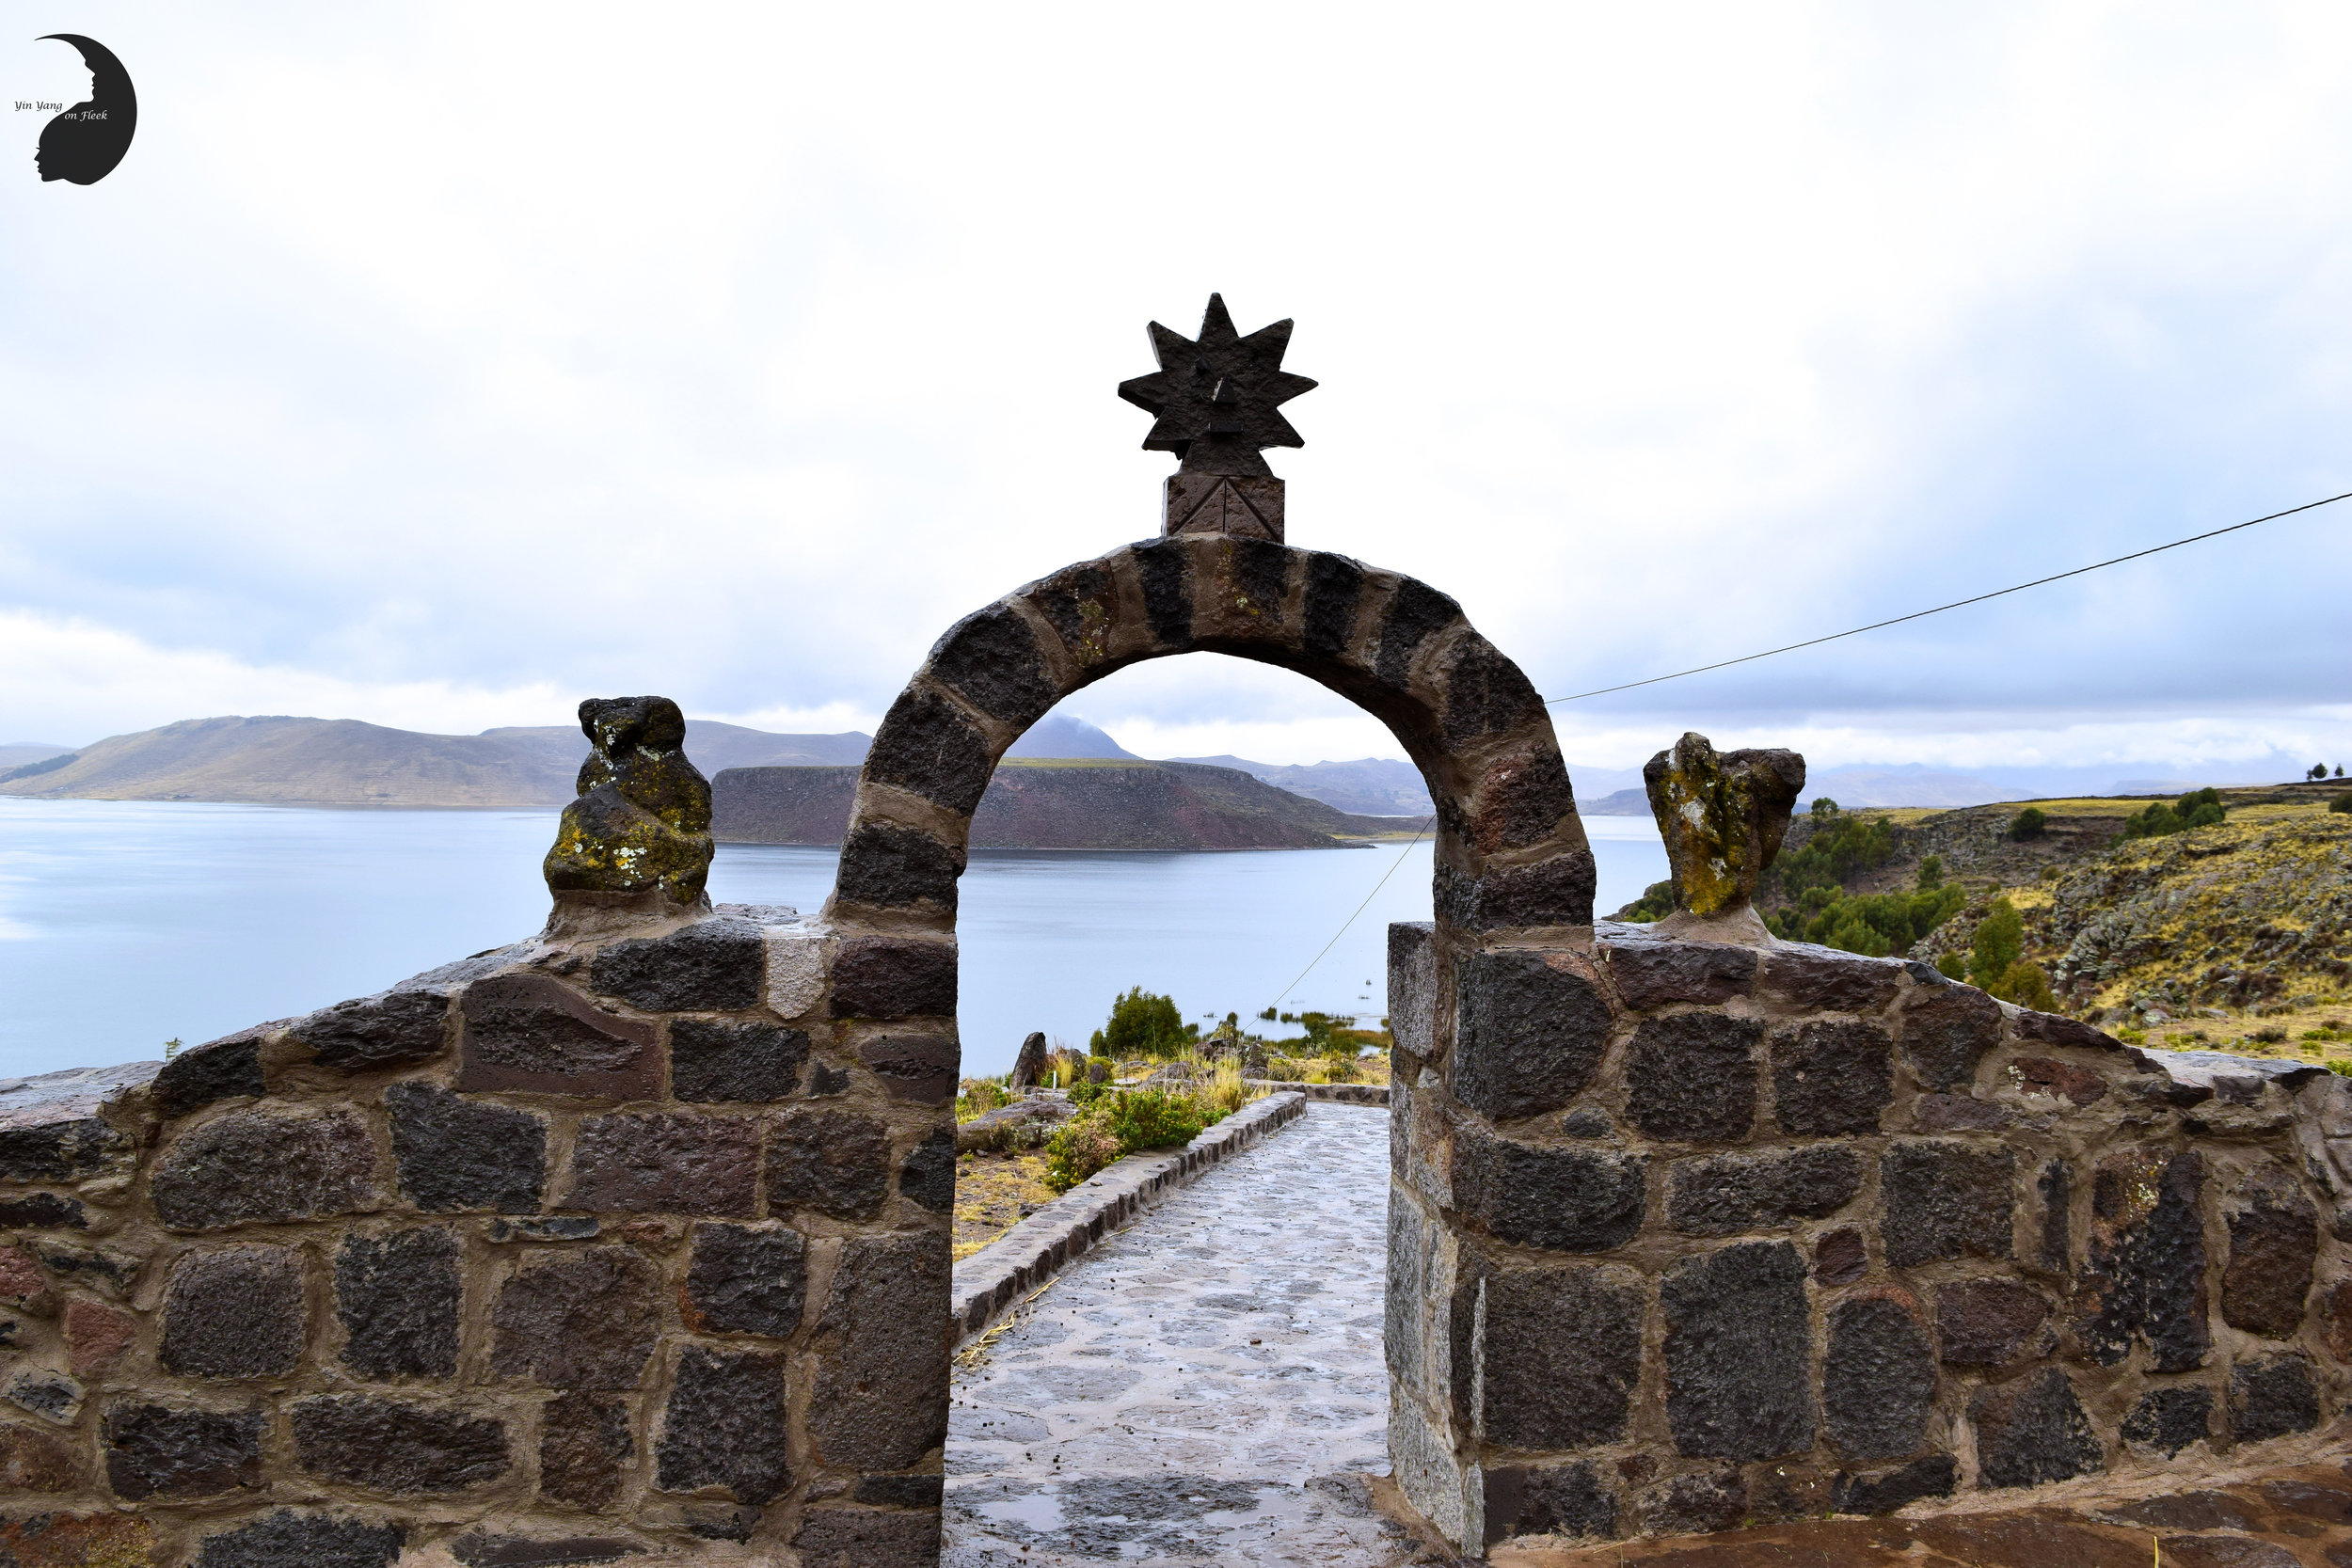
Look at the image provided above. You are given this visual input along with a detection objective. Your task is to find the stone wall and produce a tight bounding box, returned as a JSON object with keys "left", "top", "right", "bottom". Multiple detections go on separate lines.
{"left": 1385, "top": 916, "right": 2352, "bottom": 1551}
{"left": 0, "top": 898, "right": 953, "bottom": 1566}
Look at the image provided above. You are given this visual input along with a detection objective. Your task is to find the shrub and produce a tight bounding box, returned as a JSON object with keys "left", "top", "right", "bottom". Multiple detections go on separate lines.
{"left": 1042, "top": 1111, "right": 1122, "bottom": 1191}
{"left": 2009, "top": 807, "right": 2047, "bottom": 842}
{"left": 2331, "top": 793, "right": 2352, "bottom": 815}
{"left": 1617, "top": 879, "right": 1676, "bottom": 922}
{"left": 955, "top": 1079, "right": 1010, "bottom": 1121}
{"left": 1935, "top": 951, "right": 1966, "bottom": 979}
{"left": 1967, "top": 896, "right": 2025, "bottom": 989}
{"left": 1765, "top": 883, "right": 1964, "bottom": 957}
{"left": 1772, "top": 803, "right": 1899, "bottom": 901}
{"left": 1042, "top": 1086, "right": 1228, "bottom": 1193}
{"left": 1916, "top": 855, "right": 1944, "bottom": 891}
{"left": 1989, "top": 959, "right": 2057, "bottom": 1011}
{"left": 2123, "top": 787, "right": 2226, "bottom": 840}
{"left": 1089, "top": 987, "right": 1199, "bottom": 1059}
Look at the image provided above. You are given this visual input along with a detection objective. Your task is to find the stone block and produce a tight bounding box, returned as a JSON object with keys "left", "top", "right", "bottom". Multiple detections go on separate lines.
{"left": 1467, "top": 746, "right": 1575, "bottom": 853}
{"left": 793, "top": 1506, "right": 943, "bottom": 1568}
{"left": 1832, "top": 1453, "right": 1957, "bottom": 1516}
{"left": 0, "top": 1244, "right": 41, "bottom": 1304}
{"left": 63, "top": 1296, "right": 135, "bottom": 1377}
{"left": 1666, "top": 1146, "right": 1862, "bottom": 1236}
{"left": 769, "top": 1108, "right": 892, "bottom": 1221}
{"left": 859, "top": 1034, "right": 959, "bottom": 1104}
{"left": 1605, "top": 938, "right": 1756, "bottom": 1009}
{"left": 388, "top": 1083, "right": 546, "bottom": 1214}
{"left": 2008, "top": 1055, "right": 2109, "bottom": 1105}
{"left": 2221, "top": 1167, "right": 2317, "bottom": 1338}
{"left": 492, "top": 1246, "right": 660, "bottom": 1389}
{"left": 864, "top": 689, "right": 995, "bottom": 815}
{"left": 2037, "top": 1158, "right": 2072, "bottom": 1269}
{"left": 684, "top": 1223, "right": 807, "bottom": 1337}
{"left": 161, "top": 1245, "right": 306, "bottom": 1378}
{"left": 1756, "top": 947, "right": 1903, "bottom": 1013}
{"left": 2076, "top": 1149, "right": 2208, "bottom": 1373}
{"left": 2229, "top": 1352, "right": 2319, "bottom": 1442}
{"left": 1624, "top": 1013, "right": 1762, "bottom": 1142}
{"left": 1443, "top": 641, "right": 1549, "bottom": 755}
{"left": 1372, "top": 577, "right": 1459, "bottom": 688}
{"left": 1879, "top": 1140, "right": 2014, "bottom": 1268}
{"left": 34, "top": 1243, "right": 136, "bottom": 1300}
{"left": 831, "top": 937, "right": 957, "bottom": 1019}
{"left": 1387, "top": 922, "right": 1438, "bottom": 1062}
{"left": 447, "top": 1534, "right": 641, "bottom": 1567}
{"left": 1896, "top": 985, "right": 2003, "bottom": 1092}
{"left": 1450, "top": 1126, "right": 1645, "bottom": 1252}
{"left": 1814, "top": 1227, "right": 1867, "bottom": 1285}
{"left": 588, "top": 914, "right": 766, "bottom": 1012}
{"left": 670, "top": 1018, "right": 807, "bottom": 1103}
{"left": 1823, "top": 1292, "right": 1935, "bottom": 1460}
{"left": 335, "top": 1227, "right": 460, "bottom": 1379}
{"left": 1772, "top": 1021, "right": 1894, "bottom": 1135}
{"left": 1136, "top": 539, "right": 1196, "bottom": 647}
{"left": 1482, "top": 1460, "right": 1615, "bottom": 1544}
{"left": 292, "top": 1394, "right": 511, "bottom": 1494}
{"left": 151, "top": 1110, "right": 376, "bottom": 1231}
{"left": 1434, "top": 851, "right": 1597, "bottom": 932}
{"left": 1473, "top": 1260, "right": 1642, "bottom": 1450}
{"left": 926, "top": 604, "right": 1057, "bottom": 727}
{"left": 292, "top": 990, "right": 452, "bottom": 1071}
{"left": 0, "top": 1194, "right": 84, "bottom": 1230}
{"left": 1934, "top": 1279, "right": 2050, "bottom": 1367}
{"left": 1302, "top": 551, "right": 1364, "bottom": 657}
{"left": 154, "top": 1033, "right": 267, "bottom": 1118}
{"left": 0, "top": 1421, "right": 81, "bottom": 1491}
{"left": 191, "top": 1511, "right": 405, "bottom": 1567}
{"left": 538, "top": 1391, "right": 632, "bottom": 1509}
{"left": 2121, "top": 1385, "right": 2212, "bottom": 1456}
{"left": 899, "top": 1128, "right": 956, "bottom": 1212}
{"left": 0, "top": 1514, "right": 158, "bottom": 1567}
{"left": 857, "top": 1474, "right": 946, "bottom": 1507}
{"left": 2329, "top": 1277, "right": 2352, "bottom": 1362}
{"left": 654, "top": 1346, "right": 791, "bottom": 1504}
{"left": 454, "top": 974, "right": 658, "bottom": 1098}
{"left": 4, "top": 1370, "right": 81, "bottom": 1423}
{"left": 811, "top": 1233, "right": 948, "bottom": 1471}
{"left": 1661, "top": 1241, "right": 1815, "bottom": 1462}
{"left": 566, "top": 1113, "right": 758, "bottom": 1216}
{"left": 1915, "top": 1093, "right": 2011, "bottom": 1132}
{"left": 1451, "top": 949, "right": 1611, "bottom": 1121}
{"left": 836, "top": 821, "right": 967, "bottom": 915}
{"left": 102, "top": 1402, "right": 263, "bottom": 1499}
{"left": 1968, "top": 1369, "right": 2102, "bottom": 1489}
{"left": 1637, "top": 1469, "right": 1745, "bottom": 1534}
{"left": 489, "top": 1215, "right": 599, "bottom": 1243}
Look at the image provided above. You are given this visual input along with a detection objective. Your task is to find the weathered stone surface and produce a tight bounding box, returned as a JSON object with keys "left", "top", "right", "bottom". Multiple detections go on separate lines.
{"left": 1666, "top": 1146, "right": 1863, "bottom": 1235}
{"left": 1450, "top": 1127, "right": 1645, "bottom": 1252}
{"left": 836, "top": 820, "right": 965, "bottom": 913}
{"left": 668, "top": 1018, "right": 807, "bottom": 1102}
{"left": 0, "top": 1421, "right": 82, "bottom": 1491}
{"left": 0, "top": 1244, "right": 42, "bottom": 1303}
{"left": 1558, "top": 1106, "right": 1613, "bottom": 1137}
{"left": 2229, "top": 1352, "right": 2319, "bottom": 1442}
{"left": 292, "top": 1394, "right": 511, "bottom": 1494}
{"left": 1833, "top": 1453, "right": 1958, "bottom": 1516}
{"left": 1969, "top": 1369, "right": 2102, "bottom": 1488}
{"left": 1915, "top": 1092, "right": 2011, "bottom": 1132}
{"left": 539, "top": 1392, "right": 632, "bottom": 1509}
{"left": 1372, "top": 577, "right": 1459, "bottom": 688}
{"left": 1823, "top": 1293, "right": 1935, "bottom": 1460}
{"left": 161, "top": 1245, "right": 306, "bottom": 1378}
{"left": 1451, "top": 949, "right": 1611, "bottom": 1121}
{"left": 34, "top": 1243, "right": 136, "bottom": 1299}
{"left": 192, "top": 1510, "right": 405, "bottom": 1567}
{"left": 0, "top": 1514, "right": 159, "bottom": 1567}
{"left": 900, "top": 1128, "right": 956, "bottom": 1212}
{"left": 1009, "top": 1031, "right": 1049, "bottom": 1089}
{"left": 454, "top": 974, "right": 657, "bottom": 1098}
{"left": 1642, "top": 733, "right": 1804, "bottom": 916}
{"left": 336, "top": 1227, "right": 459, "bottom": 1379}
{"left": 0, "top": 1193, "right": 84, "bottom": 1229}
{"left": 292, "top": 990, "right": 452, "bottom": 1072}
{"left": 2009, "top": 1055, "right": 2109, "bottom": 1105}
{"left": 860, "top": 1034, "right": 959, "bottom": 1105}
{"left": 1301, "top": 551, "right": 1363, "bottom": 657}
{"left": 1880, "top": 1140, "right": 2014, "bottom": 1267}
{"left": 543, "top": 694, "right": 712, "bottom": 902}
{"left": 1756, "top": 946, "right": 1903, "bottom": 1013}
{"left": 769, "top": 1108, "right": 892, "bottom": 1220}
{"left": 2077, "top": 1148, "right": 2208, "bottom": 1373}
{"left": 151, "top": 1110, "right": 376, "bottom": 1231}
{"left": 5, "top": 1370, "right": 81, "bottom": 1423}
{"left": 1475, "top": 1261, "right": 1642, "bottom": 1449}
{"left": 1603, "top": 937, "right": 1756, "bottom": 1009}
{"left": 388, "top": 1082, "right": 546, "bottom": 1213}
{"left": 1896, "top": 984, "right": 2004, "bottom": 1092}
{"left": 2121, "top": 1385, "right": 2213, "bottom": 1456}
{"left": 2037, "top": 1158, "right": 2073, "bottom": 1269}
{"left": 2330, "top": 1276, "right": 2352, "bottom": 1361}
{"left": 1637, "top": 1470, "right": 1745, "bottom": 1534}
{"left": 1934, "top": 1279, "right": 2050, "bottom": 1367}
{"left": 1483, "top": 1460, "right": 1615, "bottom": 1544}
{"left": 447, "top": 1534, "right": 640, "bottom": 1567}
{"left": 566, "top": 1113, "right": 757, "bottom": 1216}
{"left": 1467, "top": 745, "right": 1575, "bottom": 852}
{"left": 64, "top": 1296, "right": 135, "bottom": 1376}
{"left": 1136, "top": 539, "right": 1196, "bottom": 646}
{"left": 927, "top": 604, "right": 1056, "bottom": 727}
{"left": 865, "top": 689, "right": 994, "bottom": 815}
{"left": 155, "top": 1032, "right": 267, "bottom": 1117}
{"left": 1434, "top": 851, "right": 1597, "bottom": 932}
{"left": 589, "top": 916, "right": 763, "bottom": 1012}
{"left": 1815, "top": 1227, "right": 1867, "bottom": 1285}
{"left": 1662, "top": 1241, "right": 1815, "bottom": 1461}
{"left": 811, "top": 1233, "right": 948, "bottom": 1471}
{"left": 1624, "top": 1013, "right": 1762, "bottom": 1142}
{"left": 2221, "top": 1167, "right": 2317, "bottom": 1338}
{"left": 684, "top": 1223, "right": 807, "bottom": 1337}
{"left": 1772, "top": 1021, "right": 1894, "bottom": 1135}
{"left": 831, "top": 937, "right": 957, "bottom": 1019}
{"left": 103, "top": 1402, "right": 263, "bottom": 1499}
{"left": 492, "top": 1246, "right": 660, "bottom": 1389}
{"left": 655, "top": 1347, "right": 791, "bottom": 1504}
{"left": 857, "top": 1475, "right": 946, "bottom": 1508}
{"left": 793, "top": 1507, "right": 943, "bottom": 1568}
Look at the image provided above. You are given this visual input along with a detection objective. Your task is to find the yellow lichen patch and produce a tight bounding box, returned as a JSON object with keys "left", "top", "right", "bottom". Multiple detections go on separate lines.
{"left": 954, "top": 1151, "right": 1056, "bottom": 1260}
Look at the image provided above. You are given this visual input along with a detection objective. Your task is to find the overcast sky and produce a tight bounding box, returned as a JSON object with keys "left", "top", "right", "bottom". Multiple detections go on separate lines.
{"left": 4, "top": 5, "right": 2348, "bottom": 781}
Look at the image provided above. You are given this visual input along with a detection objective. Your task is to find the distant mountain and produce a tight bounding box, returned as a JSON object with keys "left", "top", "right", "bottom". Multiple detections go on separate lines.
{"left": 714, "top": 761, "right": 1406, "bottom": 849}
{"left": 0, "top": 715, "right": 871, "bottom": 808}
{"left": 0, "top": 742, "right": 75, "bottom": 772}
{"left": 1167, "top": 755, "right": 1432, "bottom": 816}
{"left": 1006, "top": 715, "right": 1136, "bottom": 760}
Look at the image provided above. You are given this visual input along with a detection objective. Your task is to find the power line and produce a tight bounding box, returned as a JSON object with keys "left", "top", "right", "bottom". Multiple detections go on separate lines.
{"left": 1542, "top": 489, "right": 2352, "bottom": 705}
{"left": 1262, "top": 816, "right": 1431, "bottom": 1016}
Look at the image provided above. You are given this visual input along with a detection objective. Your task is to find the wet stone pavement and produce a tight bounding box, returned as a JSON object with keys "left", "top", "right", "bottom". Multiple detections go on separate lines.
{"left": 944, "top": 1102, "right": 1431, "bottom": 1567}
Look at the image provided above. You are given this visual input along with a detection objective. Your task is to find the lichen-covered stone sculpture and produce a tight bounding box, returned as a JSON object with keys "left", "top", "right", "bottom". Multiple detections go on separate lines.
{"left": 1643, "top": 731, "right": 1805, "bottom": 940}
{"left": 543, "top": 696, "right": 714, "bottom": 914}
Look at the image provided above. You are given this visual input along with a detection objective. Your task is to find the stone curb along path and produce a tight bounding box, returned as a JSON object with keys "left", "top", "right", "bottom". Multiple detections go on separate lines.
{"left": 950, "top": 1091, "right": 1307, "bottom": 1342}
{"left": 1248, "top": 1079, "right": 1391, "bottom": 1106}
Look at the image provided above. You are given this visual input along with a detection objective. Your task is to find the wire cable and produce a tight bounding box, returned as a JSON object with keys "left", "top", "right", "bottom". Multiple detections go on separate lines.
{"left": 1541, "top": 489, "right": 2352, "bottom": 705}
{"left": 1263, "top": 816, "right": 1432, "bottom": 1017}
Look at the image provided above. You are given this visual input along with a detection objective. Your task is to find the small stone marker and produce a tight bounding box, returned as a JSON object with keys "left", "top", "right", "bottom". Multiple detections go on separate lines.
{"left": 1009, "top": 1031, "right": 1048, "bottom": 1089}
{"left": 1642, "top": 730, "right": 1805, "bottom": 943}
{"left": 542, "top": 695, "right": 715, "bottom": 916}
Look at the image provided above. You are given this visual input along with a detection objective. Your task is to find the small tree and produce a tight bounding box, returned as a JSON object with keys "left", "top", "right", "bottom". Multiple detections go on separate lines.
{"left": 1967, "top": 896, "right": 2025, "bottom": 990}
{"left": 2009, "top": 807, "right": 2047, "bottom": 842}
{"left": 2312, "top": 764, "right": 2330, "bottom": 783}
{"left": 1089, "top": 988, "right": 1197, "bottom": 1059}
{"left": 1916, "top": 855, "right": 1944, "bottom": 891}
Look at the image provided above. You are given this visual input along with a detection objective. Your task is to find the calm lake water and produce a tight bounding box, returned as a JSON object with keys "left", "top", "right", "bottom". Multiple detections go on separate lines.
{"left": 0, "top": 799, "right": 1666, "bottom": 1079}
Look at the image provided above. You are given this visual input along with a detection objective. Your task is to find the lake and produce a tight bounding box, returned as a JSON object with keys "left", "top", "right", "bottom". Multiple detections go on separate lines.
{"left": 0, "top": 799, "right": 1667, "bottom": 1079}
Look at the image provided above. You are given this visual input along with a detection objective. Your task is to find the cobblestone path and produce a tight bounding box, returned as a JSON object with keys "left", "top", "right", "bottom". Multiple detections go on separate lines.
{"left": 944, "top": 1103, "right": 1428, "bottom": 1567}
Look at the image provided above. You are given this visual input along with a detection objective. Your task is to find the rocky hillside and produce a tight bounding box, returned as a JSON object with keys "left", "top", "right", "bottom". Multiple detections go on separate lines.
{"left": 713, "top": 760, "right": 1409, "bottom": 849}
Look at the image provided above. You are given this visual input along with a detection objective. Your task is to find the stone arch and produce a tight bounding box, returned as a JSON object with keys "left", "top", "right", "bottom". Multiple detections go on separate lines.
{"left": 824, "top": 531, "right": 1596, "bottom": 940}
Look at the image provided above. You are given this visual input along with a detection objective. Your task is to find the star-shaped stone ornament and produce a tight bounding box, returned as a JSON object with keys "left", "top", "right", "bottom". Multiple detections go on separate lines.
{"left": 1118, "top": 294, "right": 1317, "bottom": 478}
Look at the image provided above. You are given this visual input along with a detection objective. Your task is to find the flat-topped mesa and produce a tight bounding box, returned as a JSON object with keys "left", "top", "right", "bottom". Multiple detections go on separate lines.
{"left": 1643, "top": 730, "right": 1804, "bottom": 945}
{"left": 542, "top": 695, "right": 715, "bottom": 930}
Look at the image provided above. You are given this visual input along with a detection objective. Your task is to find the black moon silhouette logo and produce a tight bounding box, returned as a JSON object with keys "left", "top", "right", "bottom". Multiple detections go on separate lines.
{"left": 35, "top": 34, "right": 136, "bottom": 185}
